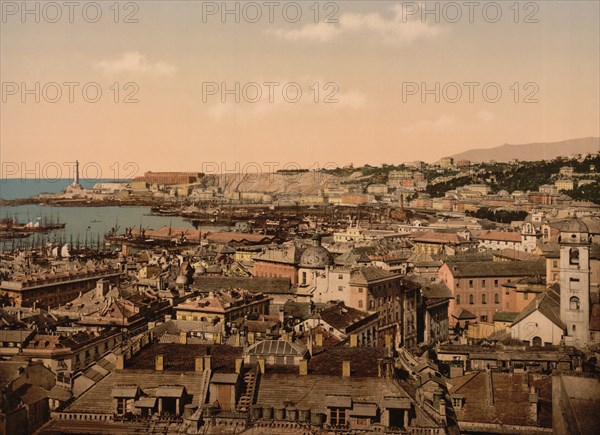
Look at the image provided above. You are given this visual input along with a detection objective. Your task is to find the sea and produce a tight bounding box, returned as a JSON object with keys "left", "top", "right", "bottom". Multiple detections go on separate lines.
{"left": 0, "top": 179, "right": 229, "bottom": 250}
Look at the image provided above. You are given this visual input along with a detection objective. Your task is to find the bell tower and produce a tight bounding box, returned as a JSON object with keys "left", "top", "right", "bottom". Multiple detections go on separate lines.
{"left": 559, "top": 219, "right": 591, "bottom": 347}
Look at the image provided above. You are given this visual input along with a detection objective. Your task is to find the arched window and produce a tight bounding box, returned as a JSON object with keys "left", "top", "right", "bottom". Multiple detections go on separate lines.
{"left": 482, "top": 294, "right": 487, "bottom": 304}
{"left": 494, "top": 293, "right": 500, "bottom": 304}
{"left": 456, "top": 294, "right": 461, "bottom": 305}
{"left": 570, "top": 248, "right": 579, "bottom": 265}
{"left": 532, "top": 336, "right": 542, "bottom": 346}
{"left": 570, "top": 296, "right": 580, "bottom": 311}
{"left": 469, "top": 294, "right": 474, "bottom": 305}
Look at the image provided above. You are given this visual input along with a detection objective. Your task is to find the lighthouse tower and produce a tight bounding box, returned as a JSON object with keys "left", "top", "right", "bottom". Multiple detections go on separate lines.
{"left": 71, "top": 160, "right": 82, "bottom": 189}
{"left": 559, "top": 219, "right": 591, "bottom": 347}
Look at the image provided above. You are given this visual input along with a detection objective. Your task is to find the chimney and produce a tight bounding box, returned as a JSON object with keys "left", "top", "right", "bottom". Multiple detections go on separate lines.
{"left": 433, "top": 388, "right": 445, "bottom": 416}
{"left": 528, "top": 386, "right": 538, "bottom": 421}
{"left": 315, "top": 333, "right": 323, "bottom": 347}
{"left": 116, "top": 354, "right": 124, "bottom": 370}
{"left": 235, "top": 358, "right": 244, "bottom": 374}
{"left": 279, "top": 308, "right": 285, "bottom": 323}
{"left": 233, "top": 333, "right": 241, "bottom": 347}
{"left": 258, "top": 358, "right": 265, "bottom": 374}
{"left": 203, "top": 355, "right": 212, "bottom": 371}
{"left": 155, "top": 354, "right": 164, "bottom": 371}
{"left": 179, "top": 331, "right": 187, "bottom": 344}
{"left": 350, "top": 334, "right": 358, "bottom": 348}
{"left": 214, "top": 331, "right": 222, "bottom": 344}
{"left": 195, "top": 356, "right": 204, "bottom": 372}
{"left": 342, "top": 360, "right": 351, "bottom": 377}
{"left": 248, "top": 332, "right": 255, "bottom": 345}
{"left": 281, "top": 332, "right": 291, "bottom": 342}
{"left": 299, "top": 359, "right": 308, "bottom": 375}
{"left": 384, "top": 333, "right": 392, "bottom": 348}
{"left": 95, "top": 279, "right": 109, "bottom": 299}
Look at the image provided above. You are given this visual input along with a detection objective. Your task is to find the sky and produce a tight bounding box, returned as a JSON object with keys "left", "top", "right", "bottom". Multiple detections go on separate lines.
{"left": 1, "top": 0, "right": 599, "bottom": 179}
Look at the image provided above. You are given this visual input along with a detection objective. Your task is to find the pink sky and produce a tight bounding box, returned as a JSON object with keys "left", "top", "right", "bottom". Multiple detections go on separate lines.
{"left": 1, "top": 1, "right": 599, "bottom": 178}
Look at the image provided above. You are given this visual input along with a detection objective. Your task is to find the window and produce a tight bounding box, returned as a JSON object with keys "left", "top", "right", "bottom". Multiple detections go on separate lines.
{"left": 452, "top": 397, "right": 464, "bottom": 409}
{"left": 358, "top": 300, "right": 363, "bottom": 308}
{"left": 494, "top": 293, "right": 499, "bottom": 304}
{"left": 338, "top": 286, "right": 344, "bottom": 292}
{"left": 302, "top": 272, "right": 307, "bottom": 285}
{"left": 456, "top": 282, "right": 460, "bottom": 288}
{"left": 572, "top": 324, "right": 576, "bottom": 332}
{"left": 456, "top": 294, "right": 461, "bottom": 305}
{"left": 524, "top": 292, "right": 529, "bottom": 300}
{"left": 552, "top": 260, "right": 558, "bottom": 268}
{"left": 494, "top": 279, "right": 499, "bottom": 287}
{"left": 358, "top": 287, "right": 364, "bottom": 293}
{"left": 469, "top": 294, "right": 474, "bottom": 305}
{"left": 569, "top": 248, "right": 579, "bottom": 265}
{"left": 481, "top": 280, "right": 486, "bottom": 287}
{"left": 569, "top": 278, "right": 580, "bottom": 290}
{"left": 338, "top": 274, "right": 343, "bottom": 279}
{"left": 330, "top": 408, "right": 347, "bottom": 427}
{"left": 480, "top": 315, "right": 487, "bottom": 322}
{"left": 116, "top": 398, "right": 126, "bottom": 415}
{"left": 469, "top": 280, "right": 473, "bottom": 288}
{"left": 570, "top": 296, "right": 580, "bottom": 311}
{"left": 482, "top": 294, "right": 487, "bottom": 304}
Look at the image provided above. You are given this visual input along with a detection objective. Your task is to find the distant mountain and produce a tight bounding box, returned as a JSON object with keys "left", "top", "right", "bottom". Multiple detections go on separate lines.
{"left": 450, "top": 137, "right": 600, "bottom": 163}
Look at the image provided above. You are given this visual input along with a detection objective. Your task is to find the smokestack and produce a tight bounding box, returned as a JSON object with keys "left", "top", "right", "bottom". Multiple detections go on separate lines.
{"left": 350, "top": 334, "right": 358, "bottom": 348}
{"left": 179, "top": 332, "right": 187, "bottom": 344}
{"left": 248, "top": 332, "right": 255, "bottom": 345}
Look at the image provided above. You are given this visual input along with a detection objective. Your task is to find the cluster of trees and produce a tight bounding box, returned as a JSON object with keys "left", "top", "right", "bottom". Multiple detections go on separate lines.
{"left": 466, "top": 207, "right": 528, "bottom": 223}
{"left": 565, "top": 182, "right": 600, "bottom": 203}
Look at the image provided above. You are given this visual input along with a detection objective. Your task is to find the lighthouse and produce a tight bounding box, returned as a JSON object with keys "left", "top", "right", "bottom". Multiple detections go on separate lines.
{"left": 71, "top": 160, "right": 82, "bottom": 188}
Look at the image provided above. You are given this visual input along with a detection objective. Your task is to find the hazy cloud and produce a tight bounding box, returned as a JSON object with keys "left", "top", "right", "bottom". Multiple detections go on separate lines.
{"left": 95, "top": 52, "right": 177, "bottom": 77}
{"left": 266, "top": 5, "right": 444, "bottom": 45}
{"left": 402, "top": 115, "right": 456, "bottom": 134}
{"left": 477, "top": 110, "right": 495, "bottom": 122}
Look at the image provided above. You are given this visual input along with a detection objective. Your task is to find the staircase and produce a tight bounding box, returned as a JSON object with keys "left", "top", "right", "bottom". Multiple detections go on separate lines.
{"left": 237, "top": 365, "right": 260, "bottom": 412}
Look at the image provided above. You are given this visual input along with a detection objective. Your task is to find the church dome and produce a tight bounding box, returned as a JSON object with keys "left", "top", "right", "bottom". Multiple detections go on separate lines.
{"left": 561, "top": 219, "right": 588, "bottom": 234}
{"left": 300, "top": 245, "right": 334, "bottom": 268}
{"left": 559, "top": 218, "right": 590, "bottom": 245}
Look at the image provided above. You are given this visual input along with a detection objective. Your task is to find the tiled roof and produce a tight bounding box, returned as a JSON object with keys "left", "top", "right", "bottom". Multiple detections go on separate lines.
{"left": 451, "top": 371, "right": 552, "bottom": 428}
{"left": 477, "top": 230, "right": 522, "bottom": 243}
{"left": 349, "top": 266, "right": 398, "bottom": 284}
{"left": 511, "top": 286, "right": 565, "bottom": 330}
{"left": 66, "top": 370, "right": 208, "bottom": 414}
{"left": 410, "top": 230, "right": 470, "bottom": 244}
{"left": 126, "top": 343, "right": 242, "bottom": 373}
{"left": 444, "top": 260, "right": 545, "bottom": 278}
{"left": 313, "top": 304, "right": 374, "bottom": 332}
{"left": 245, "top": 340, "right": 307, "bottom": 357}
{"left": 194, "top": 276, "right": 293, "bottom": 294}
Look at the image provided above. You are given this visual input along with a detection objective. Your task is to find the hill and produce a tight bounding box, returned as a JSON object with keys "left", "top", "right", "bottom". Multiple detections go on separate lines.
{"left": 451, "top": 137, "right": 599, "bottom": 163}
